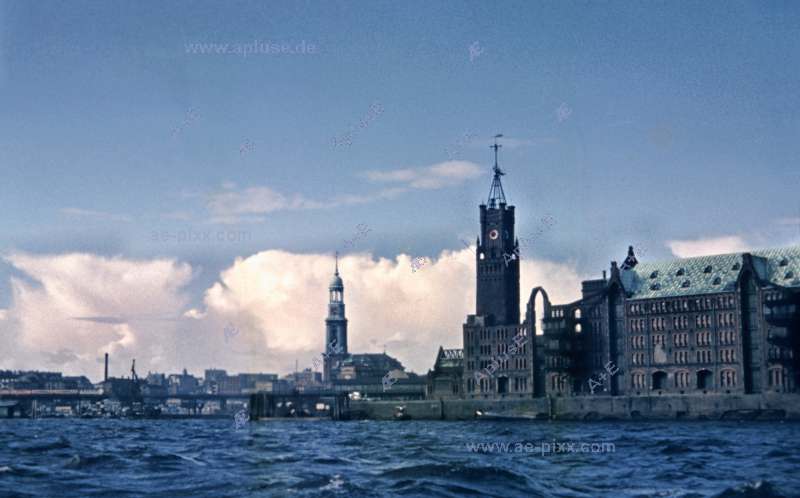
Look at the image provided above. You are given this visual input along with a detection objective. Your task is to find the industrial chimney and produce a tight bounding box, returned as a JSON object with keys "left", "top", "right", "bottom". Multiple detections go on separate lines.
{"left": 104, "top": 353, "right": 109, "bottom": 382}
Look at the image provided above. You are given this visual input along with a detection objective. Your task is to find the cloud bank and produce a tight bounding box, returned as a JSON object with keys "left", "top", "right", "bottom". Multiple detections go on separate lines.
{"left": 0, "top": 248, "right": 584, "bottom": 379}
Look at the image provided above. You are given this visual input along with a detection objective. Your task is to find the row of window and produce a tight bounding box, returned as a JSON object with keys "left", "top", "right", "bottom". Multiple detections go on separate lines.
{"left": 767, "top": 347, "right": 794, "bottom": 360}
{"left": 478, "top": 263, "right": 505, "bottom": 274}
{"left": 674, "top": 351, "right": 690, "bottom": 364}
{"left": 627, "top": 313, "right": 738, "bottom": 332}
{"left": 675, "top": 371, "right": 692, "bottom": 388}
{"left": 720, "top": 330, "right": 736, "bottom": 345}
{"left": 546, "top": 356, "right": 569, "bottom": 368}
{"left": 628, "top": 296, "right": 737, "bottom": 316}
{"left": 721, "top": 370, "right": 737, "bottom": 387}
{"left": 764, "top": 291, "right": 785, "bottom": 302}
{"left": 549, "top": 374, "right": 570, "bottom": 392}
{"left": 630, "top": 331, "right": 736, "bottom": 350}
{"left": 466, "top": 376, "right": 529, "bottom": 393}
{"left": 674, "top": 333, "right": 689, "bottom": 347}
{"left": 719, "top": 313, "right": 736, "bottom": 327}
{"left": 629, "top": 369, "right": 738, "bottom": 389}
{"left": 769, "top": 368, "right": 792, "bottom": 390}
{"left": 697, "top": 350, "right": 713, "bottom": 363}
{"left": 695, "top": 315, "right": 712, "bottom": 328}
{"left": 471, "top": 328, "right": 524, "bottom": 341}
{"left": 629, "top": 348, "right": 736, "bottom": 365}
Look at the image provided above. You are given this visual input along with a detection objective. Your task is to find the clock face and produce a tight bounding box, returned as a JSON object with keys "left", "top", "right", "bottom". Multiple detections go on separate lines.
{"left": 489, "top": 229, "right": 499, "bottom": 240}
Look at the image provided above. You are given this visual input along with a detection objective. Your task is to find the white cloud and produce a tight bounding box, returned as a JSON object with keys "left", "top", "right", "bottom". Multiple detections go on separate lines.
{"left": 363, "top": 160, "right": 483, "bottom": 190}
{"left": 666, "top": 236, "right": 752, "bottom": 258}
{"left": 192, "top": 247, "right": 583, "bottom": 374}
{"left": 204, "top": 161, "right": 482, "bottom": 224}
{"left": 0, "top": 252, "right": 194, "bottom": 377}
{"left": 0, "top": 248, "right": 585, "bottom": 378}
{"left": 207, "top": 186, "right": 325, "bottom": 222}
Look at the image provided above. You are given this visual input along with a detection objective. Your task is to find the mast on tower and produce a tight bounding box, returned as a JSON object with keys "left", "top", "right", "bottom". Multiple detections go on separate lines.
{"left": 487, "top": 134, "right": 507, "bottom": 208}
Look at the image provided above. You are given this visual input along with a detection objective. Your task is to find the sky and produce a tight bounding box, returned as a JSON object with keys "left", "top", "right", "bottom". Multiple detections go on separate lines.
{"left": 1, "top": 1, "right": 799, "bottom": 380}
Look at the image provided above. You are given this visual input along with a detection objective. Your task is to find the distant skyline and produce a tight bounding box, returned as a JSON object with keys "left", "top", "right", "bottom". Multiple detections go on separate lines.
{"left": 1, "top": 1, "right": 799, "bottom": 377}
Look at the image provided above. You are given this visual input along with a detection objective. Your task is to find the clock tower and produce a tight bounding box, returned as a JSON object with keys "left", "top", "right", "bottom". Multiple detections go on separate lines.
{"left": 476, "top": 138, "right": 520, "bottom": 326}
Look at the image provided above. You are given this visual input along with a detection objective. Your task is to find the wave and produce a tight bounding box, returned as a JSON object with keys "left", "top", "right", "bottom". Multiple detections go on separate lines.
{"left": 381, "top": 463, "right": 527, "bottom": 486}
{"left": 8, "top": 436, "right": 71, "bottom": 453}
{"left": 713, "top": 480, "right": 787, "bottom": 498}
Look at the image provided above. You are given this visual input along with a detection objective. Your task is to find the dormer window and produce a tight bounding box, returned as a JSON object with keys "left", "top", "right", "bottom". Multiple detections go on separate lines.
{"left": 779, "top": 258, "right": 789, "bottom": 267}
{"left": 676, "top": 268, "right": 685, "bottom": 276}
{"left": 650, "top": 283, "right": 661, "bottom": 291}
{"left": 704, "top": 265, "right": 712, "bottom": 273}
{"left": 650, "top": 271, "right": 659, "bottom": 279}
{"left": 786, "top": 271, "right": 795, "bottom": 279}
{"left": 712, "top": 277, "right": 722, "bottom": 285}
{"left": 681, "top": 280, "right": 691, "bottom": 288}
{"left": 732, "top": 262, "right": 741, "bottom": 271}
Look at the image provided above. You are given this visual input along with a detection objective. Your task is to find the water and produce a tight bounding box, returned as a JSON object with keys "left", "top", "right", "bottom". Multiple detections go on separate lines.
{"left": 1, "top": 419, "right": 799, "bottom": 497}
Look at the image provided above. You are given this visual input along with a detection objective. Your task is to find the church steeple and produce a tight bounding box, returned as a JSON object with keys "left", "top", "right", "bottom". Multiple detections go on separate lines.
{"left": 324, "top": 253, "right": 348, "bottom": 382}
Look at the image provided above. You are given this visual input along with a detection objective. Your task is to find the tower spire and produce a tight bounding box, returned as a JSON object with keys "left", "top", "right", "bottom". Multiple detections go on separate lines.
{"left": 334, "top": 251, "right": 339, "bottom": 276}
{"left": 487, "top": 134, "right": 507, "bottom": 208}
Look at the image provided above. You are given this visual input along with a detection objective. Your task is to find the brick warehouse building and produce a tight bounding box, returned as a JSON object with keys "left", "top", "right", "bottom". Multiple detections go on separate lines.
{"left": 428, "top": 147, "right": 800, "bottom": 400}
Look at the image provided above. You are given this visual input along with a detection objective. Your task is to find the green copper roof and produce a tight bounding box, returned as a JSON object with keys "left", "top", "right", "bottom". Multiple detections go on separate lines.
{"left": 620, "top": 245, "right": 800, "bottom": 300}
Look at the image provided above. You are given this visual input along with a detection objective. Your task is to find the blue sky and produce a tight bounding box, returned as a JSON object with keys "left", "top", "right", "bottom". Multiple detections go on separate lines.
{"left": 1, "top": 1, "right": 799, "bottom": 376}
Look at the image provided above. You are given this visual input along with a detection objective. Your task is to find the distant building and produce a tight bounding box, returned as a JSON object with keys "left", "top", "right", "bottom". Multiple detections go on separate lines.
{"left": 286, "top": 368, "right": 323, "bottom": 391}
{"left": 168, "top": 369, "right": 200, "bottom": 395}
{"left": 0, "top": 371, "right": 91, "bottom": 390}
{"left": 239, "top": 373, "right": 278, "bottom": 394}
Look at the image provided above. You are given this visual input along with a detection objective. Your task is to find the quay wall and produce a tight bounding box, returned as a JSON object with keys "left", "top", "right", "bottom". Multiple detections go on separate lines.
{"left": 346, "top": 393, "right": 800, "bottom": 421}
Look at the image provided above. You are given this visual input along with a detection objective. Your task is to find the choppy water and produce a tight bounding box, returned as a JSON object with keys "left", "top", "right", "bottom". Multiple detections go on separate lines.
{"left": 1, "top": 419, "right": 799, "bottom": 497}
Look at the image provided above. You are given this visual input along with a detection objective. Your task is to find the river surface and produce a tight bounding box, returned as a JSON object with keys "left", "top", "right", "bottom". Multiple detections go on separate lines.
{"left": 1, "top": 419, "right": 799, "bottom": 497}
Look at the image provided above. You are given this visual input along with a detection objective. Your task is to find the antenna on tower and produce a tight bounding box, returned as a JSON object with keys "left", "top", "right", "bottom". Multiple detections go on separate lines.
{"left": 491, "top": 133, "right": 504, "bottom": 170}
{"left": 487, "top": 134, "right": 507, "bottom": 207}
{"left": 334, "top": 251, "right": 339, "bottom": 275}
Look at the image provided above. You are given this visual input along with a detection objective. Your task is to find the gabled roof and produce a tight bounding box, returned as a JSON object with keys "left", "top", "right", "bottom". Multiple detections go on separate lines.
{"left": 620, "top": 245, "right": 800, "bottom": 300}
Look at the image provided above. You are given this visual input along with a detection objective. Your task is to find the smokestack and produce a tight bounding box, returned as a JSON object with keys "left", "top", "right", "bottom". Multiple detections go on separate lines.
{"left": 104, "top": 353, "right": 109, "bottom": 382}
